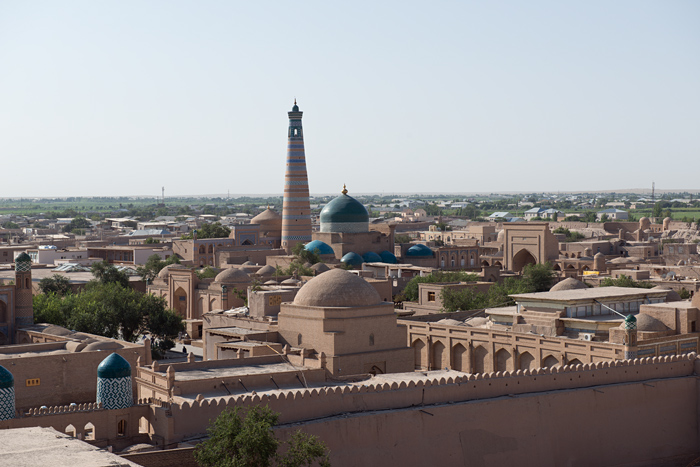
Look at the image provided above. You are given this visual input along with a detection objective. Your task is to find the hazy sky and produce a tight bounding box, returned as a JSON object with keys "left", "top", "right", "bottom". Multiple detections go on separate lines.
{"left": 1, "top": 1, "right": 698, "bottom": 198}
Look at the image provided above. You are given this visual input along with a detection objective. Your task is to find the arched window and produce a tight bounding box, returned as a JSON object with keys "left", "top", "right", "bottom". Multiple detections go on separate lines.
{"left": 117, "top": 419, "right": 127, "bottom": 437}
{"left": 297, "top": 333, "right": 302, "bottom": 346}
{"left": 369, "top": 334, "right": 374, "bottom": 346}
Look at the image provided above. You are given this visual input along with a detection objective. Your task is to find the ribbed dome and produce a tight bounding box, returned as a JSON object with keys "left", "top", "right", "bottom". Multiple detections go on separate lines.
{"left": 320, "top": 189, "right": 369, "bottom": 233}
{"left": 340, "top": 252, "right": 363, "bottom": 266}
{"left": 380, "top": 250, "right": 398, "bottom": 264}
{"left": 406, "top": 244, "right": 433, "bottom": 257}
{"left": 550, "top": 277, "right": 588, "bottom": 292}
{"left": 362, "top": 251, "right": 382, "bottom": 263}
{"left": 305, "top": 240, "right": 334, "bottom": 255}
{"left": 215, "top": 268, "right": 250, "bottom": 283}
{"left": 293, "top": 268, "right": 382, "bottom": 307}
{"left": 0, "top": 365, "right": 13, "bottom": 389}
{"left": 97, "top": 353, "right": 131, "bottom": 379}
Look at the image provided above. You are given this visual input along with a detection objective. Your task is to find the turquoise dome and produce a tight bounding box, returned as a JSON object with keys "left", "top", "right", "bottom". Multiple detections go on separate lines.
{"left": 362, "top": 252, "right": 382, "bottom": 263}
{"left": 305, "top": 240, "right": 334, "bottom": 255}
{"left": 340, "top": 252, "right": 363, "bottom": 266}
{"left": 380, "top": 251, "right": 398, "bottom": 264}
{"left": 15, "top": 253, "right": 31, "bottom": 263}
{"left": 406, "top": 244, "right": 433, "bottom": 257}
{"left": 97, "top": 353, "right": 131, "bottom": 379}
{"left": 320, "top": 191, "right": 369, "bottom": 227}
{"left": 0, "top": 365, "right": 13, "bottom": 389}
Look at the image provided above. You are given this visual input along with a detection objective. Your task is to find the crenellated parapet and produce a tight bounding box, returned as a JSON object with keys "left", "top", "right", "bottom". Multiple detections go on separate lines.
{"left": 166, "top": 353, "right": 699, "bottom": 443}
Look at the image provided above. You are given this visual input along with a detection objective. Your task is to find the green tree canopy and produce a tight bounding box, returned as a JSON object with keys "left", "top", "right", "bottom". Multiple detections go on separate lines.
{"left": 137, "top": 254, "right": 181, "bottom": 282}
{"left": 403, "top": 271, "right": 480, "bottom": 302}
{"left": 37, "top": 274, "right": 71, "bottom": 296}
{"left": 600, "top": 274, "right": 653, "bottom": 289}
{"left": 181, "top": 222, "right": 231, "bottom": 239}
{"left": 521, "top": 263, "right": 556, "bottom": 292}
{"left": 33, "top": 281, "right": 183, "bottom": 354}
{"left": 91, "top": 260, "right": 130, "bottom": 288}
{"left": 194, "top": 405, "right": 330, "bottom": 467}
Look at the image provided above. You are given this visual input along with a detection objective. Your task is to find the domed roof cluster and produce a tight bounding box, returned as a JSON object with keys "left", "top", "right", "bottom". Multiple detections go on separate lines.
{"left": 305, "top": 240, "right": 334, "bottom": 256}
{"left": 215, "top": 268, "right": 250, "bottom": 284}
{"left": 319, "top": 186, "right": 369, "bottom": 233}
{"left": 550, "top": 278, "right": 588, "bottom": 292}
{"left": 339, "top": 250, "right": 397, "bottom": 267}
{"left": 341, "top": 252, "right": 363, "bottom": 266}
{"left": 406, "top": 244, "right": 433, "bottom": 257}
{"left": 97, "top": 353, "right": 131, "bottom": 379}
{"left": 293, "top": 269, "right": 382, "bottom": 307}
{"left": 362, "top": 252, "right": 382, "bottom": 263}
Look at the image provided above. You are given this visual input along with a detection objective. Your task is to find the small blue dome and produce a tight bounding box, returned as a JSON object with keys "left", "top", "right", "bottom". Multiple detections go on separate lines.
{"left": 362, "top": 252, "right": 382, "bottom": 263}
{"left": 340, "top": 252, "right": 363, "bottom": 266}
{"left": 305, "top": 240, "right": 334, "bottom": 255}
{"left": 0, "top": 365, "right": 13, "bottom": 389}
{"left": 97, "top": 353, "right": 131, "bottom": 379}
{"left": 379, "top": 251, "right": 398, "bottom": 264}
{"left": 406, "top": 244, "right": 433, "bottom": 257}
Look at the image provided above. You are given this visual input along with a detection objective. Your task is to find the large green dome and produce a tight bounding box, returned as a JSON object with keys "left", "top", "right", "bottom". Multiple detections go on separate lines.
{"left": 320, "top": 187, "right": 369, "bottom": 234}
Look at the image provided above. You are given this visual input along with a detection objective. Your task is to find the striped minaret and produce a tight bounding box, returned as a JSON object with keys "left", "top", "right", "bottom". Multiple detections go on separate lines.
{"left": 281, "top": 100, "right": 312, "bottom": 254}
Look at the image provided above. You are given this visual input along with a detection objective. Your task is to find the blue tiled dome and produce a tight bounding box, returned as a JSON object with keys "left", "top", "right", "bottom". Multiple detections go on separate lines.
{"left": 406, "top": 244, "right": 433, "bottom": 257}
{"left": 97, "top": 353, "right": 131, "bottom": 379}
{"left": 362, "top": 252, "right": 382, "bottom": 263}
{"left": 0, "top": 365, "right": 13, "bottom": 389}
{"left": 320, "top": 193, "right": 369, "bottom": 226}
{"left": 305, "top": 240, "right": 334, "bottom": 255}
{"left": 340, "top": 252, "right": 363, "bottom": 266}
{"left": 379, "top": 251, "right": 398, "bottom": 264}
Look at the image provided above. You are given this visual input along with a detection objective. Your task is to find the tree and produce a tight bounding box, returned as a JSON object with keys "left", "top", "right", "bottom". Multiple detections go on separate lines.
{"left": 521, "top": 263, "right": 555, "bottom": 292}
{"left": 394, "top": 234, "right": 412, "bottom": 244}
{"left": 600, "top": 275, "right": 653, "bottom": 289}
{"left": 62, "top": 216, "right": 92, "bottom": 233}
{"left": 403, "top": 271, "right": 480, "bottom": 302}
{"left": 137, "top": 254, "right": 181, "bottom": 282}
{"left": 91, "top": 260, "right": 129, "bottom": 288}
{"left": 38, "top": 274, "right": 71, "bottom": 296}
{"left": 33, "top": 281, "right": 183, "bottom": 354}
{"left": 144, "top": 237, "right": 160, "bottom": 244}
{"left": 181, "top": 222, "right": 231, "bottom": 239}
{"left": 194, "top": 405, "right": 330, "bottom": 467}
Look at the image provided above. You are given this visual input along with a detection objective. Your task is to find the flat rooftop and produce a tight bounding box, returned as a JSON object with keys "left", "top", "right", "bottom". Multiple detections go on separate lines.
{"left": 511, "top": 286, "right": 669, "bottom": 302}
{"left": 173, "top": 361, "right": 300, "bottom": 381}
{"left": 0, "top": 427, "right": 141, "bottom": 467}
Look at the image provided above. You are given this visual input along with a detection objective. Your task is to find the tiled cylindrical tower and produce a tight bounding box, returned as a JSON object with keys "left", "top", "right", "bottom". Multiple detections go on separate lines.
{"left": 0, "top": 365, "right": 15, "bottom": 420}
{"left": 96, "top": 353, "right": 133, "bottom": 410}
{"left": 14, "top": 252, "right": 33, "bottom": 328}
{"left": 281, "top": 100, "right": 312, "bottom": 254}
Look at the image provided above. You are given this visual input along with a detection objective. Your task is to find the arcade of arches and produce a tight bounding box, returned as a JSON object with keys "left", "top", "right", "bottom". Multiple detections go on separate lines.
{"left": 410, "top": 337, "right": 589, "bottom": 373}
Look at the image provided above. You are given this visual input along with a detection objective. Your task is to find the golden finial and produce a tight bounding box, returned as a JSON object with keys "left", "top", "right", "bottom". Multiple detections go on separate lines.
{"left": 342, "top": 184, "right": 348, "bottom": 195}
{"left": 294, "top": 98, "right": 297, "bottom": 105}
